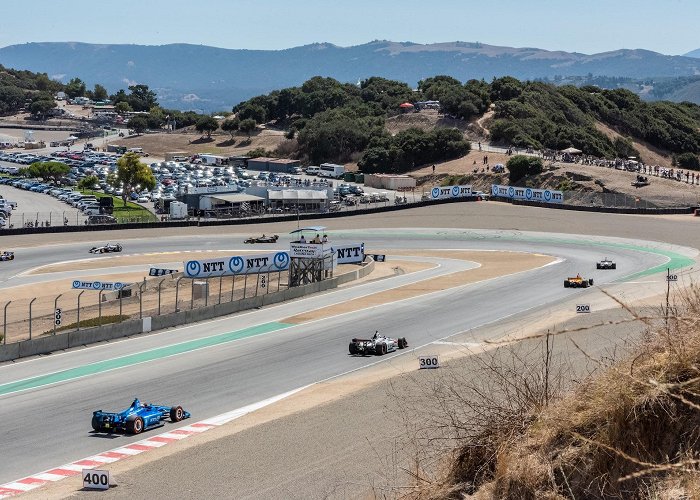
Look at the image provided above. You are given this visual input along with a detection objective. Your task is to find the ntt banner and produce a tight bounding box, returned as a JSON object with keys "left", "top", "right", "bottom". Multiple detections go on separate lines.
{"left": 491, "top": 184, "right": 563, "bottom": 204}
{"left": 72, "top": 280, "right": 127, "bottom": 291}
{"left": 430, "top": 185, "right": 472, "bottom": 200}
{"left": 184, "top": 252, "right": 291, "bottom": 278}
{"left": 332, "top": 243, "right": 365, "bottom": 264}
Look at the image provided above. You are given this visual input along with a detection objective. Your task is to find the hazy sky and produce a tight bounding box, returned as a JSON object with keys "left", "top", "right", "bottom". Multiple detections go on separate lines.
{"left": 0, "top": 0, "right": 696, "bottom": 55}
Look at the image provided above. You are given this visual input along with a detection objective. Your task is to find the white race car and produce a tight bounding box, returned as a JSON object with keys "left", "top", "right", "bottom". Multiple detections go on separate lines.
{"left": 89, "top": 243, "right": 123, "bottom": 254}
{"left": 349, "top": 331, "right": 408, "bottom": 356}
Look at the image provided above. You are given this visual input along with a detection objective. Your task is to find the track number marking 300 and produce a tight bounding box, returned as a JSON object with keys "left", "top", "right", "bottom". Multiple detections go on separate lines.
{"left": 419, "top": 355, "right": 440, "bottom": 369}
{"left": 83, "top": 469, "right": 110, "bottom": 490}
{"left": 576, "top": 304, "right": 591, "bottom": 313}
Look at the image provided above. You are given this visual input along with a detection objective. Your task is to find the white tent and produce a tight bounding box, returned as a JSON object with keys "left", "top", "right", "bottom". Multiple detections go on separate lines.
{"left": 561, "top": 147, "right": 582, "bottom": 154}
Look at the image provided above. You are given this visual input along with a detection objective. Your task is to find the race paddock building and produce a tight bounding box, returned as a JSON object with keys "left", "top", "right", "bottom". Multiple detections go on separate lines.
{"left": 179, "top": 184, "right": 332, "bottom": 216}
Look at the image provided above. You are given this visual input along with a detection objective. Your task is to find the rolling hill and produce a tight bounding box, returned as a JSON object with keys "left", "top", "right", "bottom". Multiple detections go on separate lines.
{"left": 1, "top": 41, "right": 700, "bottom": 111}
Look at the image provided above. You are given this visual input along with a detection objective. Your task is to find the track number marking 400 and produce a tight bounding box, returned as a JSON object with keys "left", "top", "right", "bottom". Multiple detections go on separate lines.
{"left": 83, "top": 469, "right": 110, "bottom": 490}
{"left": 576, "top": 304, "right": 591, "bottom": 313}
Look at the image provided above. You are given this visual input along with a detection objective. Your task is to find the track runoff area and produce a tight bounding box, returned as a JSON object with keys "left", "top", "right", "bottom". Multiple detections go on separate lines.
{"left": 0, "top": 227, "right": 695, "bottom": 497}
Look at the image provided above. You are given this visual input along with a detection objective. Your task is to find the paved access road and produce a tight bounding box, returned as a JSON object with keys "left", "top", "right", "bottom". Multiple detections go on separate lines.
{"left": 0, "top": 227, "right": 690, "bottom": 485}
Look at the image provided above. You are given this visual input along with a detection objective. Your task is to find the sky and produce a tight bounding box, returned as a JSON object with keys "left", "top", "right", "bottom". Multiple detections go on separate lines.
{"left": 0, "top": 0, "right": 696, "bottom": 55}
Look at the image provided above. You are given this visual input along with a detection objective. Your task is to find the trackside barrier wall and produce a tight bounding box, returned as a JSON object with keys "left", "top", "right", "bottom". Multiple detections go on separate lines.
{"left": 0, "top": 262, "right": 371, "bottom": 362}
{"left": 492, "top": 197, "right": 695, "bottom": 215}
{"left": 0, "top": 197, "right": 477, "bottom": 237}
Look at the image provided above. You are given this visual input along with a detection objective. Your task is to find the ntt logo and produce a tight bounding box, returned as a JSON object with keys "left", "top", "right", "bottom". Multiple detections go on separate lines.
{"left": 185, "top": 260, "right": 201, "bottom": 277}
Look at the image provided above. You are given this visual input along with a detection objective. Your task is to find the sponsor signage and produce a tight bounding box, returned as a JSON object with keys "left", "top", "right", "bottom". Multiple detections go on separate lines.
{"left": 149, "top": 268, "right": 178, "bottom": 277}
{"left": 72, "top": 280, "right": 127, "bottom": 291}
{"left": 290, "top": 242, "right": 325, "bottom": 258}
{"left": 371, "top": 254, "right": 386, "bottom": 262}
{"left": 332, "top": 243, "right": 365, "bottom": 264}
{"left": 184, "top": 252, "right": 291, "bottom": 278}
{"left": 491, "top": 184, "right": 563, "bottom": 204}
{"left": 430, "top": 185, "right": 472, "bottom": 200}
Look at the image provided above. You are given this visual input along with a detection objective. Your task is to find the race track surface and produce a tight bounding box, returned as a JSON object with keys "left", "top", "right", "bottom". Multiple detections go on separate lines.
{"left": 0, "top": 224, "right": 693, "bottom": 487}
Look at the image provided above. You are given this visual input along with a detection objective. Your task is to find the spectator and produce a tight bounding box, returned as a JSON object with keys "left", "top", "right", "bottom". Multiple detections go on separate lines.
{"left": 299, "top": 234, "right": 306, "bottom": 243}
{"left": 311, "top": 234, "right": 321, "bottom": 244}
{"left": 322, "top": 234, "right": 328, "bottom": 243}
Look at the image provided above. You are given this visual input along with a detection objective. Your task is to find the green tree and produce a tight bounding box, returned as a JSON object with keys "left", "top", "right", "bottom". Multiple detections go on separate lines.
{"left": 127, "top": 84, "right": 158, "bottom": 111}
{"left": 239, "top": 118, "right": 257, "bottom": 139}
{"left": 114, "top": 153, "right": 156, "bottom": 206}
{"left": 78, "top": 174, "right": 100, "bottom": 192}
{"left": 128, "top": 114, "right": 148, "bottom": 135}
{"left": 221, "top": 117, "right": 240, "bottom": 140}
{"left": 22, "top": 161, "right": 70, "bottom": 183}
{"left": 238, "top": 104, "right": 266, "bottom": 124}
{"left": 506, "top": 155, "right": 543, "bottom": 183}
{"left": 29, "top": 97, "right": 56, "bottom": 120}
{"left": 195, "top": 116, "right": 219, "bottom": 138}
{"left": 677, "top": 152, "right": 700, "bottom": 170}
{"left": 115, "top": 101, "right": 132, "bottom": 114}
{"left": 65, "top": 77, "right": 86, "bottom": 99}
{"left": 92, "top": 84, "right": 108, "bottom": 101}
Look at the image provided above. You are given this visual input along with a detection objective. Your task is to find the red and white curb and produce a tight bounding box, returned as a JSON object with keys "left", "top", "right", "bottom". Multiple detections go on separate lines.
{"left": 0, "top": 387, "right": 307, "bottom": 498}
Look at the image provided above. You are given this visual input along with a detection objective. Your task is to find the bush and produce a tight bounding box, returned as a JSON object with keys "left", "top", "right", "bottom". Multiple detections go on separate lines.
{"left": 676, "top": 152, "right": 700, "bottom": 170}
{"left": 507, "top": 155, "right": 543, "bottom": 183}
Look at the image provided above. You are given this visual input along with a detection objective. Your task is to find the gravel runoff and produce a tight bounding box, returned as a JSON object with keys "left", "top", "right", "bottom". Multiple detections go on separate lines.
{"left": 10, "top": 203, "right": 700, "bottom": 499}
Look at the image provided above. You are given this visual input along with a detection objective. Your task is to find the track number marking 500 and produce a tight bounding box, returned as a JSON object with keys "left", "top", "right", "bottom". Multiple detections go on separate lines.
{"left": 83, "top": 469, "right": 110, "bottom": 490}
{"left": 419, "top": 355, "right": 440, "bottom": 369}
{"left": 576, "top": 304, "right": 591, "bottom": 313}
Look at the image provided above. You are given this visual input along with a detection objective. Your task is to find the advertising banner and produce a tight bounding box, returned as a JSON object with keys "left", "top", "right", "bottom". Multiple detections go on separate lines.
{"left": 491, "top": 184, "right": 563, "bottom": 204}
{"left": 429, "top": 185, "right": 472, "bottom": 200}
{"left": 290, "top": 243, "right": 324, "bottom": 258}
{"left": 71, "top": 280, "right": 127, "bottom": 291}
{"left": 332, "top": 243, "right": 365, "bottom": 264}
{"left": 184, "top": 252, "right": 291, "bottom": 278}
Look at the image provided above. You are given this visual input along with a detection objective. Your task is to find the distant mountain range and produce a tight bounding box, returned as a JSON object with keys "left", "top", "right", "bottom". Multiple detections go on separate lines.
{"left": 685, "top": 48, "right": 700, "bottom": 58}
{"left": 1, "top": 41, "right": 700, "bottom": 112}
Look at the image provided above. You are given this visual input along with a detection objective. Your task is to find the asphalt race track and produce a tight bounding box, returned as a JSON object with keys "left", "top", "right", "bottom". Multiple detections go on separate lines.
{"left": 0, "top": 227, "right": 695, "bottom": 485}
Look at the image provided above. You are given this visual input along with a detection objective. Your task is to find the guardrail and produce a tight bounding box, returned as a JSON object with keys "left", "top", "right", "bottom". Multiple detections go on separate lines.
{"left": 0, "top": 259, "right": 374, "bottom": 362}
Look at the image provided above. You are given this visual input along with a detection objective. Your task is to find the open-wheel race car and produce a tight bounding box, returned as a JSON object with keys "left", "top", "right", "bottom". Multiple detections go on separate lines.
{"left": 596, "top": 258, "right": 616, "bottom": 270}
{"left": 89, "top": 243, "right": 123, "bottom": 254}
{"left": 0, "top": 251, "right": 14, "bottom": 261}
{"left": 244, "top": 234, "right": 279, "bottom": 244}
{"left": 564, "top": 275, "right": 594, "bottom": 288}
{"left": 349, "top": 331, "right": 408, "bottom": 356}
{"left": 91, "top": 398, "right": 190, "bottom": 435}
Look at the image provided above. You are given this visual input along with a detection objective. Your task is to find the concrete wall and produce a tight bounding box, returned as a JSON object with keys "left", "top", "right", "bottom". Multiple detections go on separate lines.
{"left": 0, "top": 266, "right": 362, "bottom": 362}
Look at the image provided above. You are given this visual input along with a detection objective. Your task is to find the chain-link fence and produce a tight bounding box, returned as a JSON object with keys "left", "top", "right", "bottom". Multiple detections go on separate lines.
{"left": 1, "top": 271, "right": 288, "bottom": 345}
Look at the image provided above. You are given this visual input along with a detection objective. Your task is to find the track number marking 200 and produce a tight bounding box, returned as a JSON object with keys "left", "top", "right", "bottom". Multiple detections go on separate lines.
{"left": 83, "top": 469, "right": 110, "bottom": 490}
{"left": 576, "top": 304, "right": 591, "bottom": 313}
{"left": 419, "top": 355, "right": 440, "bottom": 369}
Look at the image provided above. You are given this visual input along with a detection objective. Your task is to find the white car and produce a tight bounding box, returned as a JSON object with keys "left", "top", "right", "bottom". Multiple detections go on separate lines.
{"left": 137, "top": 196, "right": 149, "bottom": 203}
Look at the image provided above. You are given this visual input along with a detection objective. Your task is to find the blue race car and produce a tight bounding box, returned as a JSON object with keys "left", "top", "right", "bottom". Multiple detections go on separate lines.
{"left": 91, "top": 398, "right": 190, "bottom": 434}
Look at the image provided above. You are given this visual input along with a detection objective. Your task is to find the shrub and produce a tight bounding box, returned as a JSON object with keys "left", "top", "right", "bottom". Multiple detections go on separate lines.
{"left": 507, "top": 155, "right": 543, "bottom": 183}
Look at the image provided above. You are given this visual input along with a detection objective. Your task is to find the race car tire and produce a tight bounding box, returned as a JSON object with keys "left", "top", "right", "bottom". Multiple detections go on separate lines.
{"left": 99, "top": 248, "right": 104, "bottom": 254}
{"left": 612, "top": 264, "right": 616, "bottom": 269}
{"left": 589, "top": 279, "right": 594, "bottom": 286}
{"left": 375, "top": 343, "right": 386, "bottom": 356}
{"left": 349, "top": 343, "right": 358, "bottom": 355}
{"left": 398, "top": 338, "right": 407, "bottom": 349}
{"left": 596, "top": 264, "right": 601, "bottom": 269}
{"left": 582, "top": 281, "right": 588, "bottom": 288}
{"left": 91, "top": 416, "right": 102, "bottom": 432}
{"left": 170, "top": 406, "right": 185, "bottom": 422}
{"left": 564, "top": 281, "right": 570, "bottom": 288}
{"left": 126, "top": 415, "right": 144, "bottom": 434}
{"left": 9, "top": 255, "right": 14, "bottom": 260}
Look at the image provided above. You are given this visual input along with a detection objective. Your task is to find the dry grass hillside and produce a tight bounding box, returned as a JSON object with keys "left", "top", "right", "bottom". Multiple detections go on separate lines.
{"left": 111, "top": 128, "right": 289, "bottom": 159}
{"left": 400, "top": 287, "right": 700, "bottom": 500}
